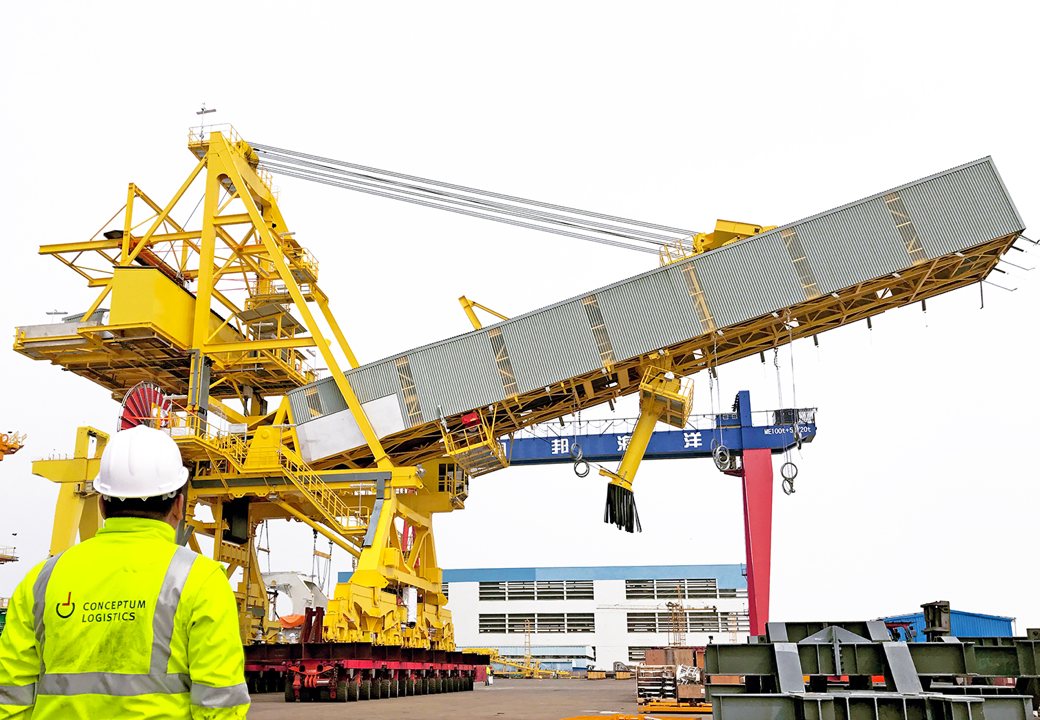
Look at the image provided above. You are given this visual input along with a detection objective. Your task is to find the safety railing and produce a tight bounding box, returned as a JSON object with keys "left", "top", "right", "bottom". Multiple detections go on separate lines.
{"left": 638, "top": 366, "right": 694, "bottom": 428}
{"left": 165, "top": 409, "right": 254, "bottom": 474}
{"left": 515, "top": 407, "right": 818, "bottom": 440}
{"left": 188, "top": 123, "right": 242, "bottom": 148}
{"left": 278, "top": 448, "right": 370, "bottom": 533}
{"left": 283, "top": 243, "right": 320, "bottom": 284}
{"left": 187, "top": 124, "right": 275, "bottom": 194}
{"left": 658, "top": 237, "right": 697, "bottom": 266}
{"left": 441, "top": 410, "right": 509, "bottom": 477}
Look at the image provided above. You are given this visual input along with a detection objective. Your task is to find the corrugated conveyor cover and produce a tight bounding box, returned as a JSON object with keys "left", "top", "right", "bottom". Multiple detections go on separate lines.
{"left": 287, "top": 157, "right": 1023, "bottom": 461}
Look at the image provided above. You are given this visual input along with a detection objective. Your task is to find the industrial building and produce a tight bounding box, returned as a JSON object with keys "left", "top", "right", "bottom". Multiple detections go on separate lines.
{"left": 442, "top": 564, "right": 749, "bottom": 670}
{"left": 883, "top": 608, "right": 1014, "bottom": 642}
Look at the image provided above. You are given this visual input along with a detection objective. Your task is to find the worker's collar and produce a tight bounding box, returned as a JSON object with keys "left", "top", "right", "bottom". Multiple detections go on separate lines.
{"left": 97, "top": 516, "right": 177, "bottom": 543}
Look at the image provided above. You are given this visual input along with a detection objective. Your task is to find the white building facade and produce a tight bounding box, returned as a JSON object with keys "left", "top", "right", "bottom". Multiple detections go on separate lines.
{"left": 443, "top": 564, "right": 748, "bottom": 670}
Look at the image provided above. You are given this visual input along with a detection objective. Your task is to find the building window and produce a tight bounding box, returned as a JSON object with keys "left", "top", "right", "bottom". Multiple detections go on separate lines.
{"left": 479, "top": 615, "right": 507, "bottom": 633}
{"left": 565, "top": 580, "right": 594, "bottom": 600}
{"left": 536, "top": 581, "right": 565, "bottom": 600}
{"left": 478, "top": 613, "right": 596, "bottom": 634}
{"left": 628, "top": 647, "right": 652, "bottom": 663}
{"left": 627, "top": 613, "right": 659, "bottom": 633}
{"left": 509, "top": 581, "right": 536, "bottom": 600}
{"left": 625, "top": 610, "right": 750, "bottom": 634}
{"left": 441, "top": 583, "right": 449, "bottom": 600}
{"left": 566, "top": 614, "right": 595, "bottom": 633}
{"left": 479, "top": 582, "right": 507, "bottom": 601}
{"left": 537, "top": 614, "right": 565, "bottom": 633}
{"left": 479, "top": 580, "right": 595, "bottom": 601}
{"left": 507, "top": 614, "right": 536, "bottom": 634}
{"left": 625, "top": 578, "right": 745, "bottom": 600}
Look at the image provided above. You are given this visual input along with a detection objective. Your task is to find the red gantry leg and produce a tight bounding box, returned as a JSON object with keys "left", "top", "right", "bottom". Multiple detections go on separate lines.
{"left": 740, "top": 448, "right": 773, "bottom": 637}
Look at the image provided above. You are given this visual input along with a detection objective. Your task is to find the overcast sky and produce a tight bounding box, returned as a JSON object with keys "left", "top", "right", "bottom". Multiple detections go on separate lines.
{"left": 2, "top": 2, "right": 1038, "bottom": 631}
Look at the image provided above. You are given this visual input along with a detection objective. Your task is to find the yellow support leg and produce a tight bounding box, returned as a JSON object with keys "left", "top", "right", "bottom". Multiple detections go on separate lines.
{"left": 600, "top": 366, "right": 692, "bottom": 532}
{"left": 32, "top": 426, "right": 108, "bottom": 555}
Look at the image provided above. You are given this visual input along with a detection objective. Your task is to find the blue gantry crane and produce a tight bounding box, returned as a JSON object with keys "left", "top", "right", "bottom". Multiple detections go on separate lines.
{"left": 504, "top": 391, "right": 816, "bottom": 634}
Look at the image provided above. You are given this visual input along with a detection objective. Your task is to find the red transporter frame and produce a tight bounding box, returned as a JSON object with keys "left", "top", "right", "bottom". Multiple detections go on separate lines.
{"left": 244, "top": 610, "right": 488, "bottom": 703}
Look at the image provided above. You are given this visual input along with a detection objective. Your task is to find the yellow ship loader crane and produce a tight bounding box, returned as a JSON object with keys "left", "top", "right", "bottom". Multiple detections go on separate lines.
{"left": 16, "top": 128, "right": 454, "bottom": 648}
{"left": 14, "top": 130, "right": 1024, "bottom": 661}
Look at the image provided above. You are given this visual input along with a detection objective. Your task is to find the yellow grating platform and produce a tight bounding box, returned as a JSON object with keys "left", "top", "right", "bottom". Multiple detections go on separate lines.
{"left": 441, "top": 411, "right": 509, "bottom": 477}
{"left": 638, "top": 366, "right": 693, "bottom": 429}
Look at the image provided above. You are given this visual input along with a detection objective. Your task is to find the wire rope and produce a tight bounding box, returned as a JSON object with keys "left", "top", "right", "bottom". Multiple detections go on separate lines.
{"left": 251, "top": 142, "right": 699, "bottom": 235}
{"left": 258, "top": 155, "right": 679, "bottom": 245}
{"left": 267, "top": 165, "right": 661, "bottom": 254}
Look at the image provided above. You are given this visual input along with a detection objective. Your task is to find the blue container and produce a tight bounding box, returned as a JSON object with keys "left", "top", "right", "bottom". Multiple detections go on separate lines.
{"left": 882, "top": 609, "right": 1013, "bottom": 642}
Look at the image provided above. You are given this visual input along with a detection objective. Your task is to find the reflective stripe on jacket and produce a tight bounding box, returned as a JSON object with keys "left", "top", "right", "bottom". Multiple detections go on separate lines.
{"left": 0, "top": 517, "right": 249, "bottom": 719}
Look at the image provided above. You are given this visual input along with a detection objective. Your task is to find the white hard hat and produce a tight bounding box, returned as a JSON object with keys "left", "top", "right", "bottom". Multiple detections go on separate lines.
{"left": 94, "top": 425, "right": 189, "bottom": 499}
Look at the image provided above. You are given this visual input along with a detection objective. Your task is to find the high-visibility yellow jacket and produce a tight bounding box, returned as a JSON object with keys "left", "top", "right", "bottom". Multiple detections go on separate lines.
{"left": 0, "top": 517, "right": 250, "bottom": 719}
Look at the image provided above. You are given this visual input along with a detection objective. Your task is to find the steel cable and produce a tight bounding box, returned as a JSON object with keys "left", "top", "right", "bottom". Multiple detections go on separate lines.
{"left": 251, "top": 141, "right": 699, "bottom": 235}
{"left": 258, "top": 153, "right": 680, "bottom": 246}
{"left": 260, "top": 158, "right": 675, "bottom": 248}
{"left": 268, "top": 165, "right": 661, "bottom": 254}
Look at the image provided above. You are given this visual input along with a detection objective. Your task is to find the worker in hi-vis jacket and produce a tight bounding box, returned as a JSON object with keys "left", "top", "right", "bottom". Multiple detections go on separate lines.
{"left": 0, "top": 425, "right": 249, "bottom": 718}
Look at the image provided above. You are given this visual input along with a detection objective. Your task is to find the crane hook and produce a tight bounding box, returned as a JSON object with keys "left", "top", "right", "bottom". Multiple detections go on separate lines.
{"left": 712, "top": 444, "right": 731, "bottom": 471}
{"left": 780, "top": 461, "right": 798, "bottom": 495}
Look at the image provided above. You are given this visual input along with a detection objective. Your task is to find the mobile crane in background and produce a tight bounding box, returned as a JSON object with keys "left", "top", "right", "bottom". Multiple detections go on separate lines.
{"left": 11, "top": 128, "right": 1024, "bottom": 701}
{"left": 0, "top": 431, "right": 24, "bottom": 461}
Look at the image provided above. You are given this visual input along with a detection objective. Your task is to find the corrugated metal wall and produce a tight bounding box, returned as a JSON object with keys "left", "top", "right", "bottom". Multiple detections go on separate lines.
{"left": 793, "top": 198, "right": 910, "bottom": 294}
{"left": 499, "top": 299, "right": 602, "bottom": 392}
{"left": 596, "top": 263, "right": 704, "bottom": 362}
{"left": 409, "top": 331, "right": 506, "bottom": 420}
{"left": 901, "top": 161, "right": 1024, "bottom": 260}
{"left": 287, "top": 375, "right": 348, "bottom": 423}
{"left": 290, "top": 157, "right": 1023, "bottom": 440}
{"left": 345, "top": 360, "right": 399, "bottom": 404}
{"left": 693, "top": 232, "right": 807, "bottom": 327}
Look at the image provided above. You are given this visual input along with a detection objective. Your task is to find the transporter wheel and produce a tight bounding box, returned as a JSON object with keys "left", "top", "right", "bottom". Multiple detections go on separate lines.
{"left": 389, "top": 679, "right": 400, "bottom": 698}
{"left": 371, "top": 679, "right": 382, "bottom": 700}
{"left": 466, "top": 676, "right": 475, "bottom": 691}
{"left": 283, "top": 678, "right": 295, "bottom": 703}
{"left": 334, "top": 681, "right": 348, "bottom": 703}
{"left": 359, "top": 680, "right": 371, "bottom": 701}
{"left": 405, "top": 679, "right": 415, "bottom": 696}
{"left": 347, "top": 681, "right": 359, "bottom": 702}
